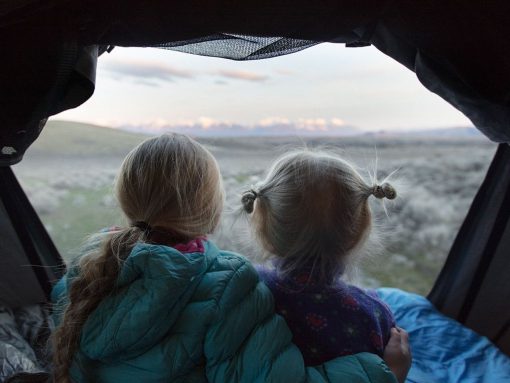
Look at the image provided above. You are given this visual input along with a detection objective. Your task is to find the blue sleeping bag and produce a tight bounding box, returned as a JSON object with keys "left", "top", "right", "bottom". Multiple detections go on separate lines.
{"left": 377, "top": 288, "right": 510, "bottom": 383}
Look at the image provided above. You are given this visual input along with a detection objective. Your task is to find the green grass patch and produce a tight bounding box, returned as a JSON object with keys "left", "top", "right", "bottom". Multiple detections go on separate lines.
{"left": 38, "top": 186, "right": 124, "bottom": 262}
{"left": 29, "top": 120, "right": 148, "bottom": 157}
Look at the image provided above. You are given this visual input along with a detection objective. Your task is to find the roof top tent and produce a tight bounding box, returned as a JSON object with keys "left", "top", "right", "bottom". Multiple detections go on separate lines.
{"left": 0, "top": 0, "right": 509, "bottom": 378}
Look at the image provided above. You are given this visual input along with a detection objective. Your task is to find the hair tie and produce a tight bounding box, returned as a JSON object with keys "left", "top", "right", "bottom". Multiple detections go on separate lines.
{"left": 131, "top": 221, "right": 152, "bottom": 233}
{"left": 372, "top": 183, "right": 396, "bottom": 200}
{"left": 241, "top": 189, "right": 258, "bottom": 214}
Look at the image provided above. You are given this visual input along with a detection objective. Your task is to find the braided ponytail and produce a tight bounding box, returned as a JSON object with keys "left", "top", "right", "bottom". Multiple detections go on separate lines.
{"left": 52, "top": 228, "right": 142, "bottom": 382}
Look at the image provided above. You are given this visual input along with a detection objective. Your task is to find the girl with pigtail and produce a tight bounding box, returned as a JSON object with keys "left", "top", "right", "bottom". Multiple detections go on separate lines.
{"left": 242, "top": 150, "right": 411, "bottom": 382}
{"left": 51, "top": 134, "right": 408, "bottom": 383}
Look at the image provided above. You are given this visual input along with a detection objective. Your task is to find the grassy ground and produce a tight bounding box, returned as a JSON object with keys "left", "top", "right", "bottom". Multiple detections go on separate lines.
{"left": 43, "top": 186, "right": 124, "bottom": 259}
{"left": 13, "top": 120, "right": 497, "bottom": 295}
{"left": 29, "top": 120, "right": 148, "bottom": 157}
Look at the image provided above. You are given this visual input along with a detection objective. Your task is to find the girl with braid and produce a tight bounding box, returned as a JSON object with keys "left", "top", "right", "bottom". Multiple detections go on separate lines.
{"left": 51, "top": 134, "right": 409, "bottom": 383}
{"left": 242, "top": 150, "right": 410, "bottom": 381}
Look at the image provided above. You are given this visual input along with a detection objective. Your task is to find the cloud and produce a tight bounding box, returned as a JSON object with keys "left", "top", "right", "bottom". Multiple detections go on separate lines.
{"left": 101, "top": 60, "right": 269, "bottom": 85}
{"left": 215, "top": 70, "right": 268, "bottom": 82}
{"left": 101, "top": 60, "right": 195, "bottom": 82}
{"left": 134, "top": 79, "right": 161, "bottom": 87}
{"left": 275, "top": 69, "right": 296, "bottom": 76}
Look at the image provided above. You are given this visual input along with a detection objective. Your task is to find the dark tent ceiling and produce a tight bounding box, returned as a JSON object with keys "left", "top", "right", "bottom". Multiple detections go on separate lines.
{"left": 1, "top": 0, "right": 509, "bottom": 164}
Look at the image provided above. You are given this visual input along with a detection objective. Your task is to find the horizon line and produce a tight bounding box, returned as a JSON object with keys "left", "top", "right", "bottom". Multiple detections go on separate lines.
{"left": 48, "top": 118, "right": 478, "bottom": 136}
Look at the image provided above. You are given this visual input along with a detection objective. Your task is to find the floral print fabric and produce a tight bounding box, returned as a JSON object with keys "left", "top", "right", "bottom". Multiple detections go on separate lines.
{"left": 257, "top": 267, "right": 395, "bottom": 366}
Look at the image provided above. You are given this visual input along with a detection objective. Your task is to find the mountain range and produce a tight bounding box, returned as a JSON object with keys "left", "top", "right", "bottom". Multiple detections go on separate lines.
{"left": 115, "top": 119, "right": 482, "bottom": 138}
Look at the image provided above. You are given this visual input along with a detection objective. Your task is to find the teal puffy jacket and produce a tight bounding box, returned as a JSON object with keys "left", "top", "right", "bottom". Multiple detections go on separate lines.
{"left": 52, "top": 240, "right": 397, "bottom": 383}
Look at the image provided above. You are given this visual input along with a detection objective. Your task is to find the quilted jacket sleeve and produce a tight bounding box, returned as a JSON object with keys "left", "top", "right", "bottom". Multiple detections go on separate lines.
{"left": 203, "top": 257, "right": 398, "bottom": 383}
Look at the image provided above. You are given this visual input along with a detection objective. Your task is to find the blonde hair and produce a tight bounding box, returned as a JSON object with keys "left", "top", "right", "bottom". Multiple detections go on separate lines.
{"left": 52, "top": 133, "right": 224, "bottom": 382}
{"left": 242, "top": 150, "right": 395, "bottom": 285}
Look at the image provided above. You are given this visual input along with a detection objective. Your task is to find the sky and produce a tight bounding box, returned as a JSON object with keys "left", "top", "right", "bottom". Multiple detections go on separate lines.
{"left": 56, "top": 43, "right": 472, "bottom": 133}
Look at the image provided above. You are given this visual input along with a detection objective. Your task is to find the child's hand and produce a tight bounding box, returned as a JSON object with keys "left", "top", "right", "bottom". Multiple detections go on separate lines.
{"left": 383, "top": 327, "right": 412, "bottom": 383}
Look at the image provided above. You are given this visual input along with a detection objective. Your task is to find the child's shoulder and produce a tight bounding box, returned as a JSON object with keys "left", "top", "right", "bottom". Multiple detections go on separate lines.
{"left": 206, "top": 242, "right": 258, "bottom": 280}
{"left": 343, "top": 284, "right": 395, "bottom": 321}
{"left": 216, "top": 248, "right": 248, "bottom": 262}
{"left": 213, "top": 245, "right": 250, "bottom": 267}
{"left": 203, "top": 243, "right": 270, "bottom": 310}
{"left": 343, "top": 283, "right": 383, "bottom": 303}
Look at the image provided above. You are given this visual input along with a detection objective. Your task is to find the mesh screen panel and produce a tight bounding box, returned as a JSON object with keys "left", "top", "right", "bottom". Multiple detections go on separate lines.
{"left": 155, "top": 34, "right": 319, "bottom": 60}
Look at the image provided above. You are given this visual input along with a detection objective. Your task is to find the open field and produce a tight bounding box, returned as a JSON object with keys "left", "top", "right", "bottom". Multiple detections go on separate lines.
{"left": 13, "top": 120, "right": 497, "bottom": 295}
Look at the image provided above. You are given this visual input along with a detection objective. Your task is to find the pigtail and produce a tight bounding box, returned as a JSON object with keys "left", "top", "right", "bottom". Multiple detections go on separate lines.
{"left": 241, "top": 189, "right": 258, "bottom": 214}
{"left": 52, "top": 227, "right": 142, "bottom": 383}
{"left": 371, "top": 182, "right": 397, "bottom": 200}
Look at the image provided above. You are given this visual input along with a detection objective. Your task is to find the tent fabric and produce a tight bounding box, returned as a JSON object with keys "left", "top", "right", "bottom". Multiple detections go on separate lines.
{"left": 428, "top": 143, "right": 510, "bottom": 355}
{"left": 0, "top": 1, "right": 509, "bottom": 361}
{"left": 377, "top": 288, "right": 510, "bottom": 383}
{"left": 0, "top": 198, "right": 47, "bottom": 308}
{"left": 0, "top": 168, "right": 64, "bottom": 307}
{"left": 157, "top": 35, "right": 321, "bottom": 61}
{"left": 1, "top": 1, "right": 510, "bottom": 165}
{"left": 0, "top": 40, "right": 100, "bottom": 166}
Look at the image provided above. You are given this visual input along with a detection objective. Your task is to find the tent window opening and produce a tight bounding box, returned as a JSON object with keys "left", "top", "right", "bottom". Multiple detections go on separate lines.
{"left": 11, "top": 45, "right": 497, "bottom": 295}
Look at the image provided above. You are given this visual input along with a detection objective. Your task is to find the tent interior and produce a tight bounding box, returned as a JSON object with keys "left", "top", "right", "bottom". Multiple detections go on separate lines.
{"left": 1, "top": 1, "right": 510, "bottom": 382}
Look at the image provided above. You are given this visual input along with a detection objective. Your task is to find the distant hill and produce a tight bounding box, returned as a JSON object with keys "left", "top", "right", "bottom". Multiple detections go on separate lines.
{"left": 364, "top": 126, "right": 482, "bottom": 139}
{"left": 26, "top": 120, "right": 149, "bottom": 158}
{"left": 118, "top": 120, "right": 483, "bottom": 139}
{"left": 118, "top": 119, "right": 362, "bottom": 137}
{"left": 24, "top": 120, "right": 486, "bottom": 161}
